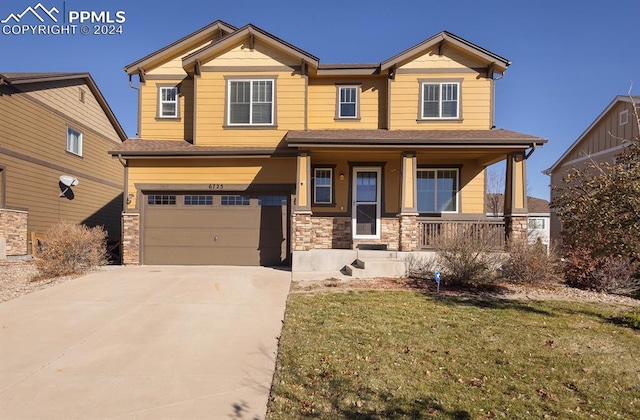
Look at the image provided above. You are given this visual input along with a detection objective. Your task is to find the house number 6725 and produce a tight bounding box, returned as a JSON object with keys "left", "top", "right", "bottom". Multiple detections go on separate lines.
{"left": 208, "top": 184, "right": 224, "bottom": 190}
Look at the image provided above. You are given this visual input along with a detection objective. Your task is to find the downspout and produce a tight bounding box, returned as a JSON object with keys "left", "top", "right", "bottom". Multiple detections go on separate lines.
{"left": 117, "top": 154, "right": 128, "bottom": 213}
{"left": 128, "top": 73, "right": 141, "bottom": 137}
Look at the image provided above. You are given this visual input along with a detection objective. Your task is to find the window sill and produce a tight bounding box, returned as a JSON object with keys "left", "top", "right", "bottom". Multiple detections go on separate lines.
{"left": 416, "top": 118, "right": 463, "bottom": 123}
{"left": 223, "top": 125, "right": 278, "bottom": 130}
{"left": 65, "top": 150, "right": 83, "bottom": 158}
{"left": 156, "top": 117, "right": 181, "bottom": 121}
{"left": 334, "top": 117, "right": 361, "bottom": 122}
{"left": 313, "top": 202, "right": 335, "bottom": 207}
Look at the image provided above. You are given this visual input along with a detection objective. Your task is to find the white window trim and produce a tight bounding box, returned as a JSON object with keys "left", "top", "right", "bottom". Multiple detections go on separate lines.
{"left": 420, "top": 82, "right": 460, "bottom": 120}
{"left": 313, "top": 167, "right": 333, "bottom": 204}
{"left": 66, "top": 126, "right": 83, "bottom": 156}
{"left": 338, "top": 85, "right": 359, "bottom": 119}
{"left": 352, "top": 167, "right": 382, "bottom": 240}
{"left": 417, "top": 168, "right": 460, "bottom": 213}
{"left": 619, "top": 109, "right": 629, "bottom": 126}
{"left": 158, "top": 86, "right": 178, "bottom": 118}
{"left": 227, "top": 79, "right": 275, "bottom": 126}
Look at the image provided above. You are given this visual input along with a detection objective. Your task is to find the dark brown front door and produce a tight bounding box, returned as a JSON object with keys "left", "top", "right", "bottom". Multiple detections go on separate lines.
{"left": 142, "top": 193, "right": 288, "bottom": 266}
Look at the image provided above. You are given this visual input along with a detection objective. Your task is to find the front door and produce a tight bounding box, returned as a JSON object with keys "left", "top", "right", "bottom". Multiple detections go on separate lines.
{"left": 352, "top": 167, "right": 381, "bottom": 239}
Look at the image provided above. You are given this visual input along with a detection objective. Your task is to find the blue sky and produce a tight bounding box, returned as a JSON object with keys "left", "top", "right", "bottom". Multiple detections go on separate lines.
{"left": 2, "top": 0, "right": 638, "bottom": 200}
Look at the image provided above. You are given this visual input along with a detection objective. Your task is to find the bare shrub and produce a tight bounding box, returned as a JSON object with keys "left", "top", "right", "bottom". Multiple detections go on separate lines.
{"left": 500, "top": 239, "right": 563, "bottom": 285}
{"left": 563, "top": 248, "right": 640, "bottom": 294}
{"left": 404, "top": 254, "right": 438, "bottom": 279}
{"left": 35, "top": 222, "right": 108, "bottom": 279}
{"left": 435, "top": 225, "right": 503, "bottom": 287}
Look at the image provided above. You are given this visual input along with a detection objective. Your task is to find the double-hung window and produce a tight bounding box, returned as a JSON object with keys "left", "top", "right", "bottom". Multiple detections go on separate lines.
{"left": 228, "top": 79, "right": 274, "bottom": 125}
{"left": 314, "top": 168, "right": 333, "bottom": 204}
{"left": 421, "top": 82, "right": 460, "bottom": 119}
{"left": 417, "top": 168, "right": 459, "bottom": 213}
{"left": 337, "top": 86, "right": 358, "bottom": 119}
{"left": 158, "top": 86, "right": 178, "bottom": 118}
{"left": 66, "top": 127, "right": 82, "bottom": 156}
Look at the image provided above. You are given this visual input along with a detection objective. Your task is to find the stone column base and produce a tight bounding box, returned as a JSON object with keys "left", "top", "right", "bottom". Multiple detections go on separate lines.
{"left": 0, "top": 208, "right": 28, "bottom": 256}
{"left": 505, "top": 215, "right": 528, "bottom": 245}
{"left": 399, "top": 213, "right": 419, "bottom": 251}
{"left": 292, "top": 211, "right": 313, "bottom": 251}
{"left": 122, "top": 212, "right": 140, "bottom": 265}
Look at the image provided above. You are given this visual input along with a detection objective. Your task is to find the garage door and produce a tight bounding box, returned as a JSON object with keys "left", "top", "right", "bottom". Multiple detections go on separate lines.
{"left": 142, "top": 193, "right": 288, "bottom": 266}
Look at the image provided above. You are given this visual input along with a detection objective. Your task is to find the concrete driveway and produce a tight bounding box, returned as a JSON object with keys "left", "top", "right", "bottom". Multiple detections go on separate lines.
{"left": 0, "top": 265, "right": 291, "bottom": 419}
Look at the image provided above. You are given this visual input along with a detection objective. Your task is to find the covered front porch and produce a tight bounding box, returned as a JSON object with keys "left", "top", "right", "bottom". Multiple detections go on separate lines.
{"left": 285, "top": 129, "right": 545, "bottom": 271}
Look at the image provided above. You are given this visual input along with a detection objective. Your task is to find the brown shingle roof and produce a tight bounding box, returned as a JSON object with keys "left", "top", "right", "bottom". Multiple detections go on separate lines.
{"left": 285, "top": 129, "right": 546, "bottom": 146}
{"left": 109, "top": 139, "right": 291, "bottom": 157}
{"left": 486, "top": 194, "right": 550, "bottom": 214}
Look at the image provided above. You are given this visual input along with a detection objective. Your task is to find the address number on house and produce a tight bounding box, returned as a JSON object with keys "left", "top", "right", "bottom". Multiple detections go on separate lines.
{"left": 208, "top": 184, "right": 224, "bottom": 190}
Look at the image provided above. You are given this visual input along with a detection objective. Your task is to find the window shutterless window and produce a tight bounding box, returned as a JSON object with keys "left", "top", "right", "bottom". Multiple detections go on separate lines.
{"left": 338, "top": 86, "right": 358, "bottom": 118}
{"left": 228, "top": 80, "right": 274, "bottom": 125}
{"left": 66, "top": 127, "right": 82, "bottom": 156}
{"left": 421, "top": 82, "right": 459, "bottom": 119}
{"left": 417, "top": 169, "right": 459, "bottom": 213}
{"left": 314, "top": 168, "right": 333, "bottom": 204}
{"left": 147, "top": 195, "right": 176, "bottom": 205}
{"left": 221, "top": 195, "right": 250, "bottom": 206}
{"left": 158, "top": 87, "right": 178, "bottom": 118}
{"left": 184, "top": 195, "right": 213, "bottom": 206}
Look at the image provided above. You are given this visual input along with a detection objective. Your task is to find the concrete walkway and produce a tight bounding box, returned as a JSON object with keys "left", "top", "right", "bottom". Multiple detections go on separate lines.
{"left": 0, "top": 265, "right": 291, "bottom": 419}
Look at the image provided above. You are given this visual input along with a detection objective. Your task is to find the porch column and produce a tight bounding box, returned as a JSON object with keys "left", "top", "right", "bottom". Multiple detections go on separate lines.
{"left": 504, "top": 151, "right": 529, "bottom": 244}
{"left": 122, "top": 212, "right": 140, "bottom": 265}
{"left": 399, "top": 152, "right": 419, "bottom": 251}
{"left": 292, "top": 152, "right": 313, "bottom": 251}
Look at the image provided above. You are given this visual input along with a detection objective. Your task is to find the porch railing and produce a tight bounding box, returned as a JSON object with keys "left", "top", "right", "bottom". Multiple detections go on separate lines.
{"left": 418, "top": 218, "right": 506, "bottom": 250}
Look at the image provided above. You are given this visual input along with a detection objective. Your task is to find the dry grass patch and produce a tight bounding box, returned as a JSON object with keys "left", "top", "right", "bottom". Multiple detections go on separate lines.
{"left": 268, "top": 291, "right": 639, "bottom": 419}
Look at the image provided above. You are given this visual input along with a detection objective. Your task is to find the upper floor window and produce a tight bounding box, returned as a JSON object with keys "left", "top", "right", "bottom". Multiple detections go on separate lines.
{"left": 417, "top": 168, "right": 458, "bottom": 213}
{"left": 66, "top": 127, "right": 83, "bottom": 156}
{"left": 421, "top": 82, "right": 460, "bottom": 119}
{"left": 337, "top": 86, "right": 359, "bottom": 119}
{"left": 158, "top": 86, "right": 178, "bottom": 118}
{"left": 619, "top": 109, "right": 629, "bottom": 126}
{"left": 313, "top": 168, "right": 333, "bottom": 204}
{"left": 228, "top": 79, "right": 274, "bottom": 125}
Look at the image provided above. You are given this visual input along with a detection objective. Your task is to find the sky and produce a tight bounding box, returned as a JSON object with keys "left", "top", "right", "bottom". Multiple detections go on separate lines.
{"left": 2, "top": 0, "right": 638, "bottom": 200}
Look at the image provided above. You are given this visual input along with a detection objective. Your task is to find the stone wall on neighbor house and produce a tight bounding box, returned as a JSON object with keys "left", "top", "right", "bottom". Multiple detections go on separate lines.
{"left": 0, "top": 208, "right": 28, "bottom": 256}
{"left": 122, "top": 212, "right": 140, "bottom": 265}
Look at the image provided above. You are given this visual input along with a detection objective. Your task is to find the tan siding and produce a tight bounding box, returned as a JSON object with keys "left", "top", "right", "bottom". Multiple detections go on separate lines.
{"left": 126, "top": 158, "right": 296, "bottom": 209}
{"left": 399, "top": 45, "right": 487, "bottom": 70}
{"left": 146, "top": 44, "right": 208, "bottom": 76}
{"left": 307, "top": 77, "right": 387, "bottom": 129}
{"left": 20, "top": 80, "right": 120, "bottom": 142}
{"left": 139, "top": 78, "right": 193, "bottom": 140}
{"left": 195, "top": 71, "right": 305, "bottom": 147}
{"left": 201, "top": 42, "right": 300, "bottom": 68}
{"left": 390, "top": 72, "right": 491, "bottom": 130}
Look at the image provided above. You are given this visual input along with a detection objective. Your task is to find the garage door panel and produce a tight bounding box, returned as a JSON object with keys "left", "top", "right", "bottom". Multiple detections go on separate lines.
{"left": 142, "top": 193, "right": 288, "bottom": 266}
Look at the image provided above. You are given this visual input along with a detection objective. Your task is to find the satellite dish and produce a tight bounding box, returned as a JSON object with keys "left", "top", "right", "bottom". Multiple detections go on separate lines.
{"left": 60, "top": 175, "right": 79, "bottom": 187}
{"left": 59, "top": 175, "right": 79, "bottom": 199}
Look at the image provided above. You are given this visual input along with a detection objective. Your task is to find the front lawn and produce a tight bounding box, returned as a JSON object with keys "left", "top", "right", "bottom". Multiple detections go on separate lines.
{"left": 267, "top": 291, "right": 639, "bottom": 419}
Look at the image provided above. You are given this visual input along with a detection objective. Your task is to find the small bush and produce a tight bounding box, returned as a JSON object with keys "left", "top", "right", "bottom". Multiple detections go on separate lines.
{"left": 435, "top": 226, "right": 503, "bottom": 287}
{"left": 500, "top": 240, "right": 563, "bottom": 285}
{"left": 563, "top": 248, "right": 640, "bottom": 294}
{"left": 404, "top": 254, "right": 438, "bottom": 280}
{"left": 35, "top": 222, "right": 108, "bottom": 279}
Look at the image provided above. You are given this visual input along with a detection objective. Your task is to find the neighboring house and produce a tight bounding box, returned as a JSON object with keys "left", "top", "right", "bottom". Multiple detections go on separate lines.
{"left": 486, "top": 194, "right": 550, "bottom": 249}
{"left": 111, "top": 20, "right": 546, "bottom": 269}
{"left": 0, "top": 73, "right": 126, "bottom": 257}
{"left": 544, "top": 96, "right": 639, "bottom": 242}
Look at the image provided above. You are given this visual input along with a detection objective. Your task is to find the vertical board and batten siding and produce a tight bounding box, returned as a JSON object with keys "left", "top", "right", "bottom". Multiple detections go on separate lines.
{"left": 0, "top": 86, "right": 123, "bottom": 239}
{"left": 126, "top": 158, "right": 296, "bottom": 209}
{"left": 307, "top": 77, "right": 387, "bottom": 129}
{"left": 139, "top": 78, "right": 194, "bottom": 140}
{"left": 390, "top": 46, "right": 492, "bottom": 130}
{"left": 194, "top": 42, "right": 305, "bottom": 147}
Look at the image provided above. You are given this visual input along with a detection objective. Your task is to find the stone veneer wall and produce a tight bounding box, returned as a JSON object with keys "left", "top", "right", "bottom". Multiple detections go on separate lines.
{"left": 292, "top": 212, "right": 313, "bottom": 251}
{"left": 303, "top": 216, "right": 400, "bottom": 250}
{"left": 506, "top": 215, "right": 528, "bottom": 244}
{"left": 122, "top": 212, "right": 140, "bottom": 265}
{"left": 0, "top": 208, "right": 28, "bottom": 256}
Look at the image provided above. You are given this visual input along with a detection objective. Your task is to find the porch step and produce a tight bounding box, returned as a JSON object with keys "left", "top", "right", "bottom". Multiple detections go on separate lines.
{"left": 345, "top": 257, "right": 406, "bottom": 278}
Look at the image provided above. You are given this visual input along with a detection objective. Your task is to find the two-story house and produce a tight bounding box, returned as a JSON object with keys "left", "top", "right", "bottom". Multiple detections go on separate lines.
{"left": 111, "top": 21, "right": 546, "bottom": 269}
{"left": 1, "top": 73, "right": 126, "bottom": 257}
{"left": 545, "top": 95, "right": 639, "bottom": 243}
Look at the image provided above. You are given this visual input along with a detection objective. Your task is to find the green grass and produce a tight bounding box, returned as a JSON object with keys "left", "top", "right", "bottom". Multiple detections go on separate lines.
{"left": 267, "top": 291, "right": 640, "bottom": 419}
